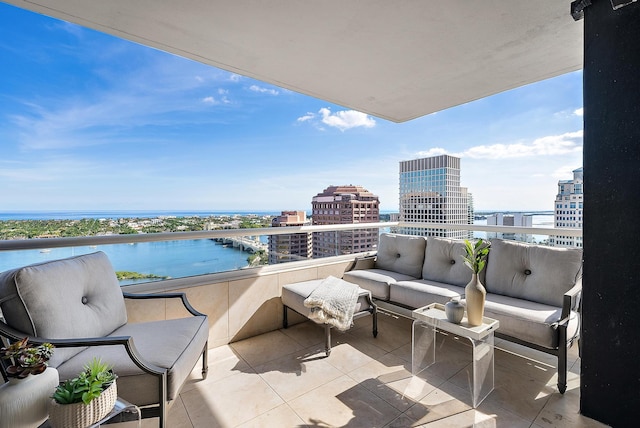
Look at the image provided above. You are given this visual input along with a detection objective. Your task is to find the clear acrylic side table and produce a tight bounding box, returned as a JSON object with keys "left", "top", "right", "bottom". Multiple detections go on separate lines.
{"left": 89, "top": 398, "right": 141, "bottom": 427}
{"left": 412, "top": 303, "right": 499, "bottom": 408}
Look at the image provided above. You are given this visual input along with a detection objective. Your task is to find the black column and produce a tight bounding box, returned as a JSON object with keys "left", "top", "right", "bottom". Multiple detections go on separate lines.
{"left": 582, "top": 0, "right": 640, "bottom": 426}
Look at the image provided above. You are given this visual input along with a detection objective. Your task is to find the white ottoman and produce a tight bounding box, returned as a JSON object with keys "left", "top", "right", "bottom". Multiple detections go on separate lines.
{"left": 282, "top": 278, "right": 378, "bottom": 356}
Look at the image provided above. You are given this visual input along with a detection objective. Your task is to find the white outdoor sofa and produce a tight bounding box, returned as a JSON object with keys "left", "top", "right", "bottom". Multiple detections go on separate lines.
{"left": 342, "top": 233, "right": 583, "bottom": 393}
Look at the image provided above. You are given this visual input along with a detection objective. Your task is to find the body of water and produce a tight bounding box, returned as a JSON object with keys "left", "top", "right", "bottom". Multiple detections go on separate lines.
{"left": 0, "top": 239, "right": 252, "bottom": 285}
{"left": 0, "top": 212, "right": 557, "bottom": 284}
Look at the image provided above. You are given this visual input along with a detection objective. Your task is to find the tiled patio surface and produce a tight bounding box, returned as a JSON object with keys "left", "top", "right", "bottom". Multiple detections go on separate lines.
{"left": 122, "top": 312, "right": 606, "bottom": 428}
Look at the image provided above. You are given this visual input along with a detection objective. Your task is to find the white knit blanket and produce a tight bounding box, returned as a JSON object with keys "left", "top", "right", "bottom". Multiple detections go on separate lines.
{"left": 303, "top": 276, "right": 360, "bottom": 331}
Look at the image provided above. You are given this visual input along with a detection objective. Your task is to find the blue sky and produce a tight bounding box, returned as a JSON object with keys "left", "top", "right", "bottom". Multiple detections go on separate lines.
{"left": 0, "top": 3, "right": 583, "bottom": 213}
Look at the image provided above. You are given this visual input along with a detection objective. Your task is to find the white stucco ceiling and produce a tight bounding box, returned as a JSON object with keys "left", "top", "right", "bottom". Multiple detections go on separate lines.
{"left": 3, "top": 0, "right": 583, "bottom": 122}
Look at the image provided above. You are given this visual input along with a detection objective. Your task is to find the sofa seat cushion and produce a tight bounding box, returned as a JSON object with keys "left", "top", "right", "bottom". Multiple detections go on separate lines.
{"left": 391, "top": 279, "right": 465, "bottom": 308}
{"left": 483, "top": 293, "right": 579, "bottom": 349}
{"left": 422, "top": 237, "right": 473, "bottom": 286}
{"left": 55, "top": 315, "right": 209, "bottom": 406}
{"left": 375, "top": 233, "right": 427, "bottom": 278}
{"left": 343, "top": 269, "right": 417, "bottom": 300}
{"left": 485, "top": 239, "right": 582, "bottom": 307}
{"left": 281, "top": 279, "right": 372, "bottom": 318}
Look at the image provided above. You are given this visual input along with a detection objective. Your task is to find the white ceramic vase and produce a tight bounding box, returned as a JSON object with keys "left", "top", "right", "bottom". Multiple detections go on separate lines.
{"left": 444, "top": 297, "right": 465, "bottom": 324}
{"left": 0, "top": 367, "right": 59, "bottom": 428}
{"left": 465, "top": 273, "right": 486, "bottom": 326}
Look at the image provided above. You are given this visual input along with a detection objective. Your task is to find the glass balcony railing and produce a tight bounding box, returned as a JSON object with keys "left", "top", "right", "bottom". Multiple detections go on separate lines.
{"left": 0, "top": 221, "right": 582, "bottom": 287}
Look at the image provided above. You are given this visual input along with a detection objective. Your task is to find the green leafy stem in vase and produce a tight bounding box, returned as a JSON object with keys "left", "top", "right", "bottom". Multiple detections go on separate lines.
{"left": 462, "top": 239, "right": 491, "bottom": 274}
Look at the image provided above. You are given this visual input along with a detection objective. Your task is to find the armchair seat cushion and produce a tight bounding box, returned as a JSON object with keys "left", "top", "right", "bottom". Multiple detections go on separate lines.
{"left": 55, "top": 315, "right": 209, "bottom": 406}
{"left": 483, "top": 293, "right": 579, "bottom": 349}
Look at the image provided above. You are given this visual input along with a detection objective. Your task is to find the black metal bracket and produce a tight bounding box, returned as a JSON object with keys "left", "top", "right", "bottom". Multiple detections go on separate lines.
{"left": 571, "top": 0, "right": 592, "bottom": 21}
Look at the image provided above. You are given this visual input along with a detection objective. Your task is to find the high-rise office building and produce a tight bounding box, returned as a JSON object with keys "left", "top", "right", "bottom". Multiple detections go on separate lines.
{"left": 550, "top": 167, "right": 583, "bottom": 248}
{"left": 399, "top": 154, "right": 473, "bottom": 238}
{"left": 311, "top": 185, "right": 379, "bottom": 258}
{"left": 268, "top": 211, "right": 312, "bottom": 264}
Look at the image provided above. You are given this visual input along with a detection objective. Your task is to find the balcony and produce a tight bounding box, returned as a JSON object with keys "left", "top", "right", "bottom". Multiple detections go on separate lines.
{"left": 1, "top": 222, "right": 602, "bottom": 427}
{"left": 160, "top": 312, "right": 588, "bottom": 427}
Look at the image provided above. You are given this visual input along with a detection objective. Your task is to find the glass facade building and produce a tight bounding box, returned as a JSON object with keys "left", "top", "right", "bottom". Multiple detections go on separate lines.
{"left": 399, "top": 155, "right": 473, "bottom": 238}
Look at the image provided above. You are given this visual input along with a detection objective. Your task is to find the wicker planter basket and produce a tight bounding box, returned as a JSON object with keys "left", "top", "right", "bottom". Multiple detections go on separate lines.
{"left": 48, "top": 381, "right": 117, "bottom": 428}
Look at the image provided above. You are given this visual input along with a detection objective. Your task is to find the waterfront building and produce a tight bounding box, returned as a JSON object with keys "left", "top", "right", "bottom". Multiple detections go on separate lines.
{"left": 268, "top": 211, "right": 312, "bottom": 264}
{"left": 550, "top": 167, "right": 583, "bottom": 248}
{"left": 311, "top": 185, "right": 379, "bottom": 258}
{"left": 398, "top": 154, "right": 473, "bottom": 238}
{"left": 487, "top": 213, "right": 534, "bottom": 242}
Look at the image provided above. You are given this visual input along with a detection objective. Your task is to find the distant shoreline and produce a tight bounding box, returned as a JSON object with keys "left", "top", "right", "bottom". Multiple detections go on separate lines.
{"left": 0, "top": 209, "right": 550, "bottom": 222}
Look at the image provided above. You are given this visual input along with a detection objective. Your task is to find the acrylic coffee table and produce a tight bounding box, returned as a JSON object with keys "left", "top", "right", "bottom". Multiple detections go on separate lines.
{"left": 411, "top": 303, "right": 499, "bottom": 408}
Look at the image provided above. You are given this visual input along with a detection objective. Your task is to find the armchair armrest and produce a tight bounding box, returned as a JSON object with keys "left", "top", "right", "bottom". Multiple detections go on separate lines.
{"left": 0, "top": 319, "right": 165, "bottom": 376}
{"left": 122, "top": 291, "right": 205, "bottom": 317}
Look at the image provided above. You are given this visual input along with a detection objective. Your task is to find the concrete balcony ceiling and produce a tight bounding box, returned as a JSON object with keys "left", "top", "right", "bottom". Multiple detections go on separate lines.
{"left": 3, "top": 0, "right": 582, "bottom": 122}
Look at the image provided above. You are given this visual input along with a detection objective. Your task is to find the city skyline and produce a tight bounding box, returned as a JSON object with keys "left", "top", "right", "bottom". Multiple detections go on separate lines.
{"left": 0, "top": 4, "right": 583, "bottom": 213}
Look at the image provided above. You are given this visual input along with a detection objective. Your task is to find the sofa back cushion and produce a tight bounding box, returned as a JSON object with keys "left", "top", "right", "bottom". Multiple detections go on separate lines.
{"left": 375, "top": 233, "right": 426, "bottom": 278}
{"left": 0, "top": 251, "right": 127, "bottom": 365}
{"left": 484, "top": 239, "right": 583, "bottom": 307}
{"left": 422, "top": 237, "right": 473, "bottom": 287}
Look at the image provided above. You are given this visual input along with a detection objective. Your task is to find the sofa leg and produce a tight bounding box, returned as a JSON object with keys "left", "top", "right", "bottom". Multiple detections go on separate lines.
{"left": 558, "top": 326, "right": 568, "bottom": 394}
{"left": 372, "top": 306, "right": 378, "bottom": 338}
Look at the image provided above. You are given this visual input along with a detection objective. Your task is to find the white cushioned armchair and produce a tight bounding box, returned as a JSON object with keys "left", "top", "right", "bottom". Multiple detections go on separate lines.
{"left": 0, "top": 251, "right": 209, "bottom": 428}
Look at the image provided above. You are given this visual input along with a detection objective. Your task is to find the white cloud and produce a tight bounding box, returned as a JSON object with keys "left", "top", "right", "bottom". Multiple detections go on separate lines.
{"left": 419, "top": 131, "right": 583, "bottom": 160}
{"left": 202, "top": 96, "right": 216, "bottom": 104}
{"left": 552, "top": 165, "right": 579, "bottom": 179}
{"left": 574, "top": 108, "right": 584, "bottom": 117}
{"left": 229, "top": 74, "right": 241, "bottom": 82}
{"left": 297, "top": 112, "right": 315, "bottom": 122}
{"left": 318, "top": 108, "right": 376, "bottom": 131}
{"left": 415, "top": 148, "right": 448, "bottom": 158}
{"left": 249, "top": 85, "right": 279, "bottom": 95}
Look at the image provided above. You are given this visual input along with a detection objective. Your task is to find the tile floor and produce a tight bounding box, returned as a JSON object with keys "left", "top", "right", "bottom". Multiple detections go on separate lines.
{"left": 119, "top": 312, "right": 608, "bottom": 428}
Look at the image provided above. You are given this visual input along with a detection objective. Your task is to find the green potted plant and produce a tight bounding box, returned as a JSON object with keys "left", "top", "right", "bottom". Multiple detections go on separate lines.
{"left": 462, "top": 239, "right": 491, "bottom": 326}
{"left": 0, "top": 338, "right": 59, "bottom": 427}
{"left": 48, "top": 357, "right": 118, "bottom": 428}
{"left": 1, "top": 337, "right": 54, "bottom": 379}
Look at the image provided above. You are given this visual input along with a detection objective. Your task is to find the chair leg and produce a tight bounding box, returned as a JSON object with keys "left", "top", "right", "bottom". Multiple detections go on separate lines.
{"left": 158, "top": 372, "right": 168, "bottom": 428}
{"left": 558, "top": 325, "right": 568, "bottom": 394}
{"left": 202, "top": 342, "right": 209, "bottom": 378}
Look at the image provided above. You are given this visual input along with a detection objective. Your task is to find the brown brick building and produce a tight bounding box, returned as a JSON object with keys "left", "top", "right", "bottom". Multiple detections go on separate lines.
{"left": 311, "top": 185, "right": 380, "bottom": 258}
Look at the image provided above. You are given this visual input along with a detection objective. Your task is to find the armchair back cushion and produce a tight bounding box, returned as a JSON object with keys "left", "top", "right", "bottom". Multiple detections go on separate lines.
{"left": 375, "top": 233, "right": 426, "bottom": 278}
{"left": 422, "top": 237, "right": 472, "bottom": 287}
{"left": 0, "top": 252, "right": 127, "bottom": 365}
{"left": 484, "top": 239, "right": 583, "bottom": 307}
